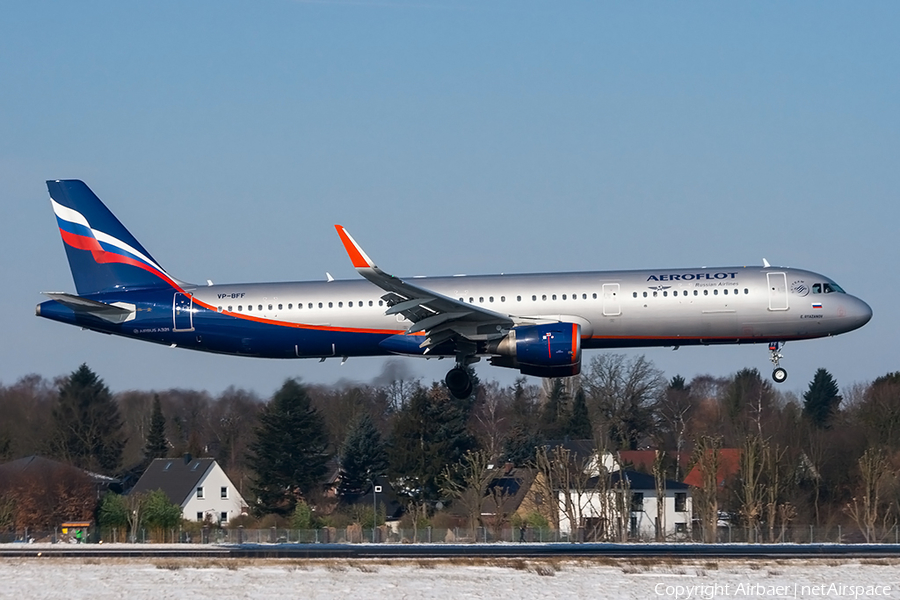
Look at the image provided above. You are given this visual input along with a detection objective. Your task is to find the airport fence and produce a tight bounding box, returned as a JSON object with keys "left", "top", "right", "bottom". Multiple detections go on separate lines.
{"left": 3, "top": 524, "right": 900, "bottom": 545}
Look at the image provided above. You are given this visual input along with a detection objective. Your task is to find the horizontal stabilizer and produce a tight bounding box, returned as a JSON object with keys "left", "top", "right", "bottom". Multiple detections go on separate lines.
{"left": 42, "top": 292, "right": 135, "bottom": 324}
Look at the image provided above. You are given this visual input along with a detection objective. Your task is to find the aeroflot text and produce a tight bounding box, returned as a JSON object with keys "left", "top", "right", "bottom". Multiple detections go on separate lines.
{"left": 653, "top": 582, "right": 892, "bottom": 599}
{"left": 647, "top": 272, "right": 738, "bottom": 282}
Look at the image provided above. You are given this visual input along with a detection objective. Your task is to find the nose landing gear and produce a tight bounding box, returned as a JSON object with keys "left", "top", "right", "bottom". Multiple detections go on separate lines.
{"left": 769, "top": 342, "right": 788, "bottom": 383}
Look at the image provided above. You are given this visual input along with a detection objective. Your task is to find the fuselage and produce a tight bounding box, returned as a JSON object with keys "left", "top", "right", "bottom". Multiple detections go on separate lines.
{"left": 36, "top": 265, "right": 873, "bottom": 360}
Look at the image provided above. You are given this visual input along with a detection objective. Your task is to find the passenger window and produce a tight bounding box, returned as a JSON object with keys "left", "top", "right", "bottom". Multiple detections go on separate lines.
{"left": 489, "top": 296, "right": 494, "bottom": 302}
{"left": 693, "top": 290, "right": 698, "bottom": 296}
{"left": 318, "top": 302, "right": 323, "bottom": 308}
{"left": 338, "top": 302, "right": 343, "bottom": 307}
{"left": 812, "top": 284, "right": 822, "bottom": 294}
{"left": 247, "top": 305, "right": 252, "bottom": 312}
{"left": 723, "top": 289, "right": 728, "bottom": 295}
{"left": 532, "top": 295, "right": 537, "bottom": 301}
{"left": 369, "top": 300, "right": 373, "bottom": 306}
{"left": 309, "top": 303, "right": 313, "bottom": 309}
{"left": 501, "top": 296, "right": 506, "bottom": 302}
{"left": 479, "top": 297, "right": 484, "bottom": 303}
{"left": 653, "top": 291, "right": 658, "bottom": 297}
{"left": 592, "top": 293, "right": 597, "bottom": 299}
{"left": 517, "top": 296, "right": 521, "bottom": 302}
{"left": 278, "top": 304, "right": 283, "bottom": 310}
{"left": 268, "top": 304, "right": 273, "bottom": 310}
{"left": 663, "top": 291, "right": 668, "bottom": 297}
{"left": 552, "top": 294, "right": 557, "bottom": 300}
{"left": 238, "top": 305, "right": 243, "bottom": 311}
{"left": 562, "top": 294, "right": 567, "bottom": 300}
{"left": 703, "top": 290, "right": 708, "bottom": 296}
{"left": 328, "top": 302, "right": 333, "bottom": 308}
{"left": 228, "top": 305, "right": 233, "bottom": 311}
{"left": 542, "top": 295, "right": 547, "bottom": 301}
{"left": 582, "top": 294, "right": 587, "bottom": 299}
{"left": 217, "top": 306, "right": 222, "bottom": 312}
{"left": 359, "top": 300, "right": 363, "bottom": 307}
{"left": 643, "top": 292, "right": 648, "bottom": 298}
{"left": 633, "top": 292, "right": 637, "bottom": 298}
{"left": 348, "top": 301, "right": 353, "bottom": 307}
{"left": 713, "top": 290, "right": 718, "bottom": 296}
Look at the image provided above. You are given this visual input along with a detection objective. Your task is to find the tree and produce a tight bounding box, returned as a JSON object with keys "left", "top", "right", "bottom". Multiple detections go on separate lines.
{"left": 539, "top": 379, "right": 569, "bottom": 439}
{"left": 143, "top": 394, "right": 169, "bottom": 463}
{"left": 389, "top": 383, "right": 476, "bottom": 503}
{"left": 565, "top": 386, "right": 592, "bottom": 439}
{"left": 143, "top": 489, "right": 183, "bottom": 538}
{"left": 337, "top": 412, "right": 388, "bottom": 503}
{"left": 51, "top": 364, "right": 124, "bottom": 474}
{"left": 247, "top": 379, "right": 329, "bottom": 517}
{"left": 583, "top": 354, "right": 664, "bottom": 450}
{"left": 803, "top": 368, "right": 841, "bottom": 429}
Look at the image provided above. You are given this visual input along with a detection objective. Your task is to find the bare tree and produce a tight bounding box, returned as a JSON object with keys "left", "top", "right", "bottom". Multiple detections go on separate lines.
{"left": 440, "top": 449, "right": 492, "bottom": 535}
{"left": 690, "top": 435, "right": 722, "bottom": 543}
{"left": 844, "top": 447, "right": 898, "bottom": 542}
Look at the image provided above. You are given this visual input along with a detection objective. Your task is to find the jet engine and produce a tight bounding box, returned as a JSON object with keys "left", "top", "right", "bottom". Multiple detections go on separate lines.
{"left": 487, "top": 322, "right": 582, "bottom": 377}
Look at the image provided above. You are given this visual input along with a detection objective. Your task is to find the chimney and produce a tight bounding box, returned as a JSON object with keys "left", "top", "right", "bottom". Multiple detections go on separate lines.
{"left": 183, "top": 453, "right": 192, "bottom": 465}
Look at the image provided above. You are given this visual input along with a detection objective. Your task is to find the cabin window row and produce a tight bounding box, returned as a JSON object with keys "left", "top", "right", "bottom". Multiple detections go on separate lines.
{"left": 458, "top": 293, "right": 600, "bottom": 304}
{"left": 219, "top": 300, "right": 387, "bottom": 312}
{"left": 632, "top": 288, "right": 750, "bottom": 298}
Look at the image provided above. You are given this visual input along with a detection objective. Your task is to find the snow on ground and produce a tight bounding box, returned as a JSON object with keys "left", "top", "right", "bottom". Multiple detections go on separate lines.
{"left": 0, "top": 556, "right": 898, "bottom": 600}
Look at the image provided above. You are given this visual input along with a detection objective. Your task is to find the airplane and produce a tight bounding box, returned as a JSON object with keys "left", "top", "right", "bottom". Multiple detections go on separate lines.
{"left": 37, "top": 180, "right": 873, "bottom": 399}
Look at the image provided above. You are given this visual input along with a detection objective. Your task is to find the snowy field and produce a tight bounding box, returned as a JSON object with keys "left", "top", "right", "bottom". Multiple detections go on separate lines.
{"left": 0, "top": 555, "right": 898, "bottom": 600}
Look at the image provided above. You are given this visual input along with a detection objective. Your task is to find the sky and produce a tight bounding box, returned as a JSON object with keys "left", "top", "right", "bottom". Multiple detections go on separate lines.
{"left": 1, "top": 1, "right": 897, "bottom": 399}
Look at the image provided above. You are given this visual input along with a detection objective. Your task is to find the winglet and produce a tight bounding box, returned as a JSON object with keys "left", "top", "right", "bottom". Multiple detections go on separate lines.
{"left": 335, "top": 225, "right": 377, "bottom": 269}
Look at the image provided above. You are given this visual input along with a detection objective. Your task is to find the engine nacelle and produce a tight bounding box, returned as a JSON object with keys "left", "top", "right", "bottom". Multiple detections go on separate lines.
{"left": 487, "top": 322, "right": 582, "bottom": 378}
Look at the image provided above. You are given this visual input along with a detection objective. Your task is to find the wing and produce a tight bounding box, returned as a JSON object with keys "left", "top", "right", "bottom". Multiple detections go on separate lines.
{"left": 335, "top": 225, "right": 514, "bottom": 351}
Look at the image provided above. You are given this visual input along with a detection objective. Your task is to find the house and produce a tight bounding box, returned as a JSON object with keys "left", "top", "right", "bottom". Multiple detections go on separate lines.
{"left": 130, "top": 455, "right": 246, "bottom": 524}
{"left": 556, "top": 470, "right": 692, "bottom": 541}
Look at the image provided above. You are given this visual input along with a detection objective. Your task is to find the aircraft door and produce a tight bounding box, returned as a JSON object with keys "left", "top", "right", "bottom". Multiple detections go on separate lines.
{"left": 173, "top": 293, "right": 194, "bottom": 331}
{"left": 767, "top": 273, "right": 789, "bottom": 311}
{"left": 602, "top": 283, "right": 621, "bottom": 316}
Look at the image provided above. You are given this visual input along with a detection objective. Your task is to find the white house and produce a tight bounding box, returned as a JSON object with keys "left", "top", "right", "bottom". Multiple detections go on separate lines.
{"left": 556, "top": 470, "right": 692, "bottom": 541}
{"left": 130, "top": 456, "right": 247, "bottom": 524}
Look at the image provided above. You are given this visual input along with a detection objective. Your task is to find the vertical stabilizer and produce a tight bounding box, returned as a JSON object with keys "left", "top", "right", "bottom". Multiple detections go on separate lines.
{"left": 47, "top": 180, "right": 178, "bottom": 295}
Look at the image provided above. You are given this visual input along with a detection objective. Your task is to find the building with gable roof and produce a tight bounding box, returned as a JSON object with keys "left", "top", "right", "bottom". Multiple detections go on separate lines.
{"left": 130, "top": 455, "right": 246, "bottom": 524}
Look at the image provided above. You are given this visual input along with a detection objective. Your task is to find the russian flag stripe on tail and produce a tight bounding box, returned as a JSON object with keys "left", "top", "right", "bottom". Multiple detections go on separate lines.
{"left": 47, "top": 180, "right": 178, "bottom": 295}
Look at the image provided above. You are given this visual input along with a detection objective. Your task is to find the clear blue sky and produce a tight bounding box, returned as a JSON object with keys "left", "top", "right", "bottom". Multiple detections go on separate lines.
{"left": 2, "top": 1, "right": 897, "bottom": 397}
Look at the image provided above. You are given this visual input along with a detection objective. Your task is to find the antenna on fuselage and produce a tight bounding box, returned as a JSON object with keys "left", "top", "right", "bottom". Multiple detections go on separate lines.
{"left": 326, "top": 272, "right": 334, "bottom": 282}
{"left": 762, "top": 258, "right": 771, "bottom": 268}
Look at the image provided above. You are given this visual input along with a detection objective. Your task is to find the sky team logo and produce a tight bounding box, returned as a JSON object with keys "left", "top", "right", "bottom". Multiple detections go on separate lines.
{"left": 790, "top": 280, "right": 810, "bottom": 297}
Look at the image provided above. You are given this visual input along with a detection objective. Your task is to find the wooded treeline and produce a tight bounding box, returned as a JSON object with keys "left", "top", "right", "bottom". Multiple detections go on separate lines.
{"left": 0, "top": 355, "right": 898, "bottom": 537}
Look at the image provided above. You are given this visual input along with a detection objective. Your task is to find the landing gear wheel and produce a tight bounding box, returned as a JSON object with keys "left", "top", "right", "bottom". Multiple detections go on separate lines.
{"left": 772, "top": 367, "right": 788, "bottom": 384}
{"left": 445, "top": 367, "right": 473, "bottom": 399}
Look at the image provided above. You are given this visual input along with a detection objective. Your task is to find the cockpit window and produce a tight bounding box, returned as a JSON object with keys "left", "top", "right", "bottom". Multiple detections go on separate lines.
{"left": 812, "top": 284, "right": 821, "bottom": 294}
{"left": 823, "top": 283, "right": 845, "bottom": 294}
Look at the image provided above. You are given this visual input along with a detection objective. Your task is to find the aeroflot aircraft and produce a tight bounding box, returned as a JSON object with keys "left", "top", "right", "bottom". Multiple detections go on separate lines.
{"left": 38, "top": 180, "right": 872, "bottom": 399}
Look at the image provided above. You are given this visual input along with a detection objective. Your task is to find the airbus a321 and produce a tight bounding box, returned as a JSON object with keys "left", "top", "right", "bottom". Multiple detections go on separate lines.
{"left": 37, "top": 180, "right": 872, "bottom": 399}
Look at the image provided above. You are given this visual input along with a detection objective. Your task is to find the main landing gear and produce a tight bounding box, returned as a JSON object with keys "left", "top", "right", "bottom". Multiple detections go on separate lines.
{"left": 445, "top": 353, "right": 478, "bottom": 400}
{"left": 769, "top": 342, "right": 788, "bottom": 384}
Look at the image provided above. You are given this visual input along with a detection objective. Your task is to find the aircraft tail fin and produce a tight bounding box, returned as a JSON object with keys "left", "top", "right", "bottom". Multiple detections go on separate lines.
{"left": 47, "top": 180, "right": 180, "bottom": 295}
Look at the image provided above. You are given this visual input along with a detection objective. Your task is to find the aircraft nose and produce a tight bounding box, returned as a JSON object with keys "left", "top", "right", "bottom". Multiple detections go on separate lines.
{"left": 847, "top": 296, "right": 873, "bottom": 329}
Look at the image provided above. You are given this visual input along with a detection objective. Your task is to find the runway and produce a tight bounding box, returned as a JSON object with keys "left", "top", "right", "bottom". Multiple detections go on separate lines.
{"left": 2, "top": 542, "right": 899, "bottom": 559}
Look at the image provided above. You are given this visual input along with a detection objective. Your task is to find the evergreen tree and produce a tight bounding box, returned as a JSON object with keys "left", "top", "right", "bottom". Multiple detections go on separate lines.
{"left": 539, "top": 378, "right": 569, "bottom": 438}
{"left": 247, "top": 379, "right": 329, "bottom": 516}
{"left": 143, "top": 394, "right": 168, "bottom": 463}
{"left": 501, "top": 425, "right": 543, "bottom": 466}
{"left": 564, "top": 386, "right": 592, "bottom": 439}
{"left": 803, "top": 368, "right": 842, "bottom": 429}
{"left": 337, "top": 412, "right": 388, "bottom": 503}
{"left": 52, "top": 364, "right": 124, "bottom": 474}
{"left": 389, "top": 383, "right": 476, "bottom": 502}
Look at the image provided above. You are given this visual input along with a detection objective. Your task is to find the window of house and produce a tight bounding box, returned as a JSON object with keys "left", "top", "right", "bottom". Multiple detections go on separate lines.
{"left": 196, "top": 486, "right": 204, "bottom": 499}
{"left": 196, "top": 512, "right": 203, "bottom": 521}
{"left": 675, "top": 492, "right": 687, "bottom": 512}
{"left": 221, "top": 487, "right": 228, "bottom": 499}
{"left": 220, "top": 512, "right": 228, "bottom": 523}
{"left": 631, "top": 492, "right": 644, "bottom": 512}
{"left": 675, "top": 522, "right": 687, "bottom": 533}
